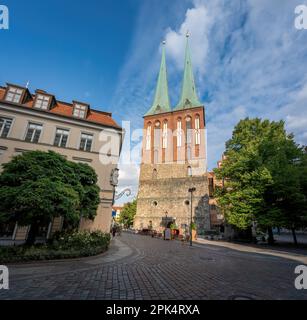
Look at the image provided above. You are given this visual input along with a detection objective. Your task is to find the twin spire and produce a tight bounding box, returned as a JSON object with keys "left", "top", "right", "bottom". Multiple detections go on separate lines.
{"left": 145, "top": 34, "right": 202, "bottom": 117}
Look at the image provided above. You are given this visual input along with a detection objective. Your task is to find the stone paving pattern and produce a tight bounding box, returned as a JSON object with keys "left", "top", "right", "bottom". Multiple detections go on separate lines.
{"left": 1, "top": 233, "right": 307, "bottom": 300}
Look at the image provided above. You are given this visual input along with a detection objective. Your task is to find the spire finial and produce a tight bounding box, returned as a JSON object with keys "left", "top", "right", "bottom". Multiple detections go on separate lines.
{"left": 162, "top": 40, "right": 166, "bottom": 45}
{"left": 186, "top": 31, "right": 190, "bottom": 38}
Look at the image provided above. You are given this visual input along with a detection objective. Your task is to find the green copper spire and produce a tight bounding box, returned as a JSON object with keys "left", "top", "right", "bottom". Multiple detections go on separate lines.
{"left": 175, "top": 33, "right": 202, "bottom": 110}
{"left": 145, "top": 41, "right": 171, "bottom": 116}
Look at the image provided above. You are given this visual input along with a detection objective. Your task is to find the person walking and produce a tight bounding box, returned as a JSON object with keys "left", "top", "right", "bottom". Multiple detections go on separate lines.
{"left": 112, "top": 226, "right": 116, "bottom": 238}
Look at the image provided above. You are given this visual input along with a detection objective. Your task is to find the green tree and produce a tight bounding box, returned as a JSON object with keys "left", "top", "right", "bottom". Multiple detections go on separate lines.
{"left": 0, "top": 150, "right": 100, "bottom": 245}
{"left": 214, "top": 118, "right": 307, "bottom": 245}
{"left": 118, "top": 200, "right": 137, "bottom": 228}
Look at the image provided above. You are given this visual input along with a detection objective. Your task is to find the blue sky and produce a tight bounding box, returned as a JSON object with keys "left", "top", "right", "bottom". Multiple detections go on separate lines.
{"left": 1, "top": 0, "right": 307, "bottom": 204}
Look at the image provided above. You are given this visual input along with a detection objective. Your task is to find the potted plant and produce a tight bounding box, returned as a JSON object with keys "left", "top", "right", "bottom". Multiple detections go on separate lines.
{"left": 170, "top": 223, "right": 179, "bottom": 239}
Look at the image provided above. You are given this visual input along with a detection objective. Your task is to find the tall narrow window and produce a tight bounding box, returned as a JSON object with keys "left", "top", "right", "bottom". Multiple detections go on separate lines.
{"left": 54, "top": 128, "right": 69, "bottom": 148}
{"left": 5, "top": 87, "right": 23, "bottom": 103}
{"left": 186, "top": 116, "right": 192, "bottom": 144}
{"left": 79, "top": 133, "right": 93, "bottom": 152}
{"left": 146, "top": 125, "right": 151, "bottom": 150}
{"left": 25, "top": 123, "right": 42, "bottom": 143}
{"left": 177, "top": 119, "right": 182, "bottom": 147}
{"left": 187, "top": 166, "right": 192, "bottom": 177}
{"left": 153, "top": 122, "right": 160, "bottom": 164}
{"left": 195, "top": 115, "right": 201, "bottom": 145}
{"left": 154, "top": 121, "right": 161, "bottom": 148}
{"left": 0, "top": 117, "right": 13, "bottom": 138}
{"left": 34, "top": 94, "right": 50, "bottom": 110}
{"left": 162, "top": 121, "right": 167, "bottom": 149}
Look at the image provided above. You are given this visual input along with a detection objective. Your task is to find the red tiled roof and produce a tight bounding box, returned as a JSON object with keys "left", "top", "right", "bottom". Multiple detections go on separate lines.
{"left": 0, "top": 86, "right": 121, "bottom": 129}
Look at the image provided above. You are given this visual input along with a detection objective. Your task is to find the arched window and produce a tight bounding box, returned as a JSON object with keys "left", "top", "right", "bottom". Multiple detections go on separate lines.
{"left": 195, "top": 115, "right": 200, "bottom": 145}
{"left": 177, "top": 118, "right": 182, "bottom": 147}
{"left": 146, "top": 124, "right": 151, "bottom": 150}
{"left": 187, "top": 166, "right": 192, "bottom": 177}
{"left": 186, "top": 116, "right": 192, "bottom": 144}
{"left": 154, "top": 121, "right": 161, "bottom": 148}
{"left": 162, "top": 121, "right": 168, "bottom": 149}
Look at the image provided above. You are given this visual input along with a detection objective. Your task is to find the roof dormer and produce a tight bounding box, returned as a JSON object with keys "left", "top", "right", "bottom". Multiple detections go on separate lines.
{"left": 4, "top": 84, "right": 30, "bottom": 104}
{"left": 72, "top": 101, "right": 89, "bottom": 119}
{"left": 33, "top": 89, "right": 55, "bottom": 111}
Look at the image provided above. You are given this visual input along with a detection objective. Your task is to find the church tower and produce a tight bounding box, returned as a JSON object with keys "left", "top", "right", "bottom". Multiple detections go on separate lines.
{"left": 134, "top": 35, "right": 210, "bottom": 234}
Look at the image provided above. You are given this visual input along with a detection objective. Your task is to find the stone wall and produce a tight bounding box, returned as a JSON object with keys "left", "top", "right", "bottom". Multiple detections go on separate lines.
{"left": 135, "top": 163, "right": 210, "bottom": 233}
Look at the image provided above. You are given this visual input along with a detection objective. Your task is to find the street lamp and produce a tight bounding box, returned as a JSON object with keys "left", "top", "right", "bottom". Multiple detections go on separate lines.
{"left": 188, "top": 187, "right": 196, "bottom": 246}
{"left": 164, "top": 211, "right": 168, "bottom": 240}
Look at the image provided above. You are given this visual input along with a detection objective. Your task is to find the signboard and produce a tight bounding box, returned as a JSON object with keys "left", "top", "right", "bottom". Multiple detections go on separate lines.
{"left": 112, "top": 210, "right": 117, "bottom": 217}
{"left": 165, "top": 228, "right": 171, "bottom": 240}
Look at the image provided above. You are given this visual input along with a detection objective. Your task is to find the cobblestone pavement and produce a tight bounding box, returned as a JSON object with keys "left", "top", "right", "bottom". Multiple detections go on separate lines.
{"left": 1, "top": 232, "right": 307, "bottom": 300}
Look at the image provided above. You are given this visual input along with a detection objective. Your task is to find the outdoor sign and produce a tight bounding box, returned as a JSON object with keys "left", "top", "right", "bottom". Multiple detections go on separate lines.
{"left": 165, "top": 228, "right": 171, "bottom": 240}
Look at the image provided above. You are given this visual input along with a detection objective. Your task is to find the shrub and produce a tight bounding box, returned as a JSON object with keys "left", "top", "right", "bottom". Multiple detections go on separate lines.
{"left": 0, "top": 230, "right": 111, "bottom": 263}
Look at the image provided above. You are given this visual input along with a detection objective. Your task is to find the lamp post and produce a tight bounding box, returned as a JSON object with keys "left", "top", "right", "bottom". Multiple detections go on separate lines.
{"left": 165, "top": 211, "right": 168, "bottom": 226}
{"left": 164, "top": 211, "right": 168, "bottom": 240}
{"left": 188, "top": 187, "right": 196, "bottom": 246}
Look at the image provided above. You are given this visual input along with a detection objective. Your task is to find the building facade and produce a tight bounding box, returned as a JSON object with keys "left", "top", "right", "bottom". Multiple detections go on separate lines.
{"left": 134, "top": 36, "right": 211, "bottom": 234}
{"left": 0, "top": 83, "right": 122, "bottom": 242}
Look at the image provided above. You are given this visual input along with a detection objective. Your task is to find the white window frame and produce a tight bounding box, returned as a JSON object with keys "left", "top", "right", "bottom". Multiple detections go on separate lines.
{"left": 146, "top": 125, "right": 151, "bottom": 150}
{"left": 5, "top": 87, "right": 23, "bottom": 104}
{"left": 79, "top": 132, "right": 93, "bottom": 152}
{"left": 162, "top": 122, "right": 167, "bottom": 149}
{"left": 24, "top": 122, "right": 43, "bottom": 143}
{"left": 195, "top": 116, "right": 200, "bottom": 145}
{"left": 34, "top": 94, "right": 50, "bottom": 110}
{"left": 0, "top": 117, "right": 13, "bottom": 138}
{"left": 54, "top": 128, "right": 70, "bottom": 148}
{"left": 186, "top": 116, "right": 192, "bottom": 144}
{"left": 73, "top": 104, "right": 87, "bottom": 119}
{"left": 177, "top": 119, "right": 182, "bottom": 147}
{"left": 154, "top": 121, "right": 161, "bottom": 149}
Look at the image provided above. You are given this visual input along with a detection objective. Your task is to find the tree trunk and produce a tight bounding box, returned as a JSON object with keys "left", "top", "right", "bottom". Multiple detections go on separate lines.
{"left": 25, "top": 222, "right": 39, "bottom": 246}
{"left": 291, "top": 227, "right": 298, "bottom": 246}
{"left": 267, "top": 227, "right": 274, "bottom": 245}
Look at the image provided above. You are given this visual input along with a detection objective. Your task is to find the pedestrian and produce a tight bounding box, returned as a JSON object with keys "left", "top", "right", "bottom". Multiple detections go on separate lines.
{"left": 181, "top": 233, "right": 186, "bottom": 245}
{"left": 112, "top": 226, "right": 116, "bottom": 238}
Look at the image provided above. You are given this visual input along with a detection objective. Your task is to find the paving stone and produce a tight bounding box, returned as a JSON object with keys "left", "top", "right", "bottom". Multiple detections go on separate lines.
{"left": 0, "top": 233, "right": 307, "bottom": 300}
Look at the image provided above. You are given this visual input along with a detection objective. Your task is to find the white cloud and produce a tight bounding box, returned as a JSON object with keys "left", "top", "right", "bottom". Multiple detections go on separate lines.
{"left": 113, "top": 0, "right": 307, "bottom": 195}
{"left": 165, "top": 0, "right": 213, "bottom": 75}
{"left": 115, "top": 163, "right": 140, "bottom": 205}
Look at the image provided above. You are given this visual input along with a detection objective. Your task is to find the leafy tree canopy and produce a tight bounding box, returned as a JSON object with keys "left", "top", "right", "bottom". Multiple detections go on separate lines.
{"left": 0, "top": 150, "right": 100, "bottom": 227}
{"left": 118, "top": 200, "right": 137, "bottom": 228}
{"left": 214, "top": 118, "right": 307, "bottom": 232}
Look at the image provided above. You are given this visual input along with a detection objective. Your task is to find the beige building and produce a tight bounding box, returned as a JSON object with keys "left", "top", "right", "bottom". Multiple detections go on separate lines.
{"left": 0, "top": 82, "right": 122, "bottom": 242}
